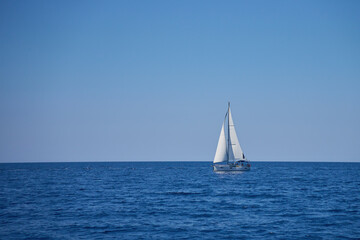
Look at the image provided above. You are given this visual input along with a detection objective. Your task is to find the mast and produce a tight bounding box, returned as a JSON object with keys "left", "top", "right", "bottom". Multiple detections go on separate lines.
{"left": 227, "top": 101, "right": 230, "bottom": 163}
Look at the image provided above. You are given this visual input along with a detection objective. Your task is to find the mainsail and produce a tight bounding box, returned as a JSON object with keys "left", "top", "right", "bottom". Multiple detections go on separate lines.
{"left": 213, "top": 104, "right": 245, "bottom": 164}
{"left": 228, "top": 108, "right": 244, "bottom": 160}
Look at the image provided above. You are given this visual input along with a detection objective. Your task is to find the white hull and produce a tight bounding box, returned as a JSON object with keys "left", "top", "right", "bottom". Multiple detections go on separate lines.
{"left": 213, "top": 163, "right": 250, "bottom": 172}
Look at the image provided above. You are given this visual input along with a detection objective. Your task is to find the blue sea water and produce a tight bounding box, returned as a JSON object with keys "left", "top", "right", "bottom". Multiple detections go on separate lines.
{"left": 0, "top": 162, "right": 359, "bottom": 240}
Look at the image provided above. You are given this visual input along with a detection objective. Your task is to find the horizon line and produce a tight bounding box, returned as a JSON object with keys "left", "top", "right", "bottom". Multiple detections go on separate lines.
{"left": 0, "top": 160, "right": 359, "bottom": 164}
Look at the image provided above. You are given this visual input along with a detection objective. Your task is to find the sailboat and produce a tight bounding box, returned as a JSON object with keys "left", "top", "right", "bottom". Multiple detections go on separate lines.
{"left": 213, "top": 102, "right": 250, "bottom": 172}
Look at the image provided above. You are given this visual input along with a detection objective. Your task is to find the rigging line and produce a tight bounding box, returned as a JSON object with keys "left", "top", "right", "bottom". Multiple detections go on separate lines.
{"left": 227, "top": 102, "right": 230, "bottom": 163}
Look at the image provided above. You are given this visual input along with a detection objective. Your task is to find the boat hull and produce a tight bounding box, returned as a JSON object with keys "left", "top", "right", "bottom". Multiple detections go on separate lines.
{"left": 213, "top": 164, "right": 250, "bottom": 172}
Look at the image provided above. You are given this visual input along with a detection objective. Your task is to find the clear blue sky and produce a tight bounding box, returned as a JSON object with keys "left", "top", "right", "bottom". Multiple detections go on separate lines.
{"left": 0, "top": 0, "right": 359, "bottom": 162}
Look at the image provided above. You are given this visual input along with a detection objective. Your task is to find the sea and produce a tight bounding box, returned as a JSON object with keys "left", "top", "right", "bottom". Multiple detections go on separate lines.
{"left": 0, "top": 162, "right": 359, "bottom": 240}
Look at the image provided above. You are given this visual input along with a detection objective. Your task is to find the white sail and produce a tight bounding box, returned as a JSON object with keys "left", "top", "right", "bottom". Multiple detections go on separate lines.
{"left": 227, "top": 130, "right": 236, "bottom": 161}
{"left": 213, "top": 123, "right": 227, "bottom": 163}
{"left": 228, "top": 108, "right": 245, "bottom": 160}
